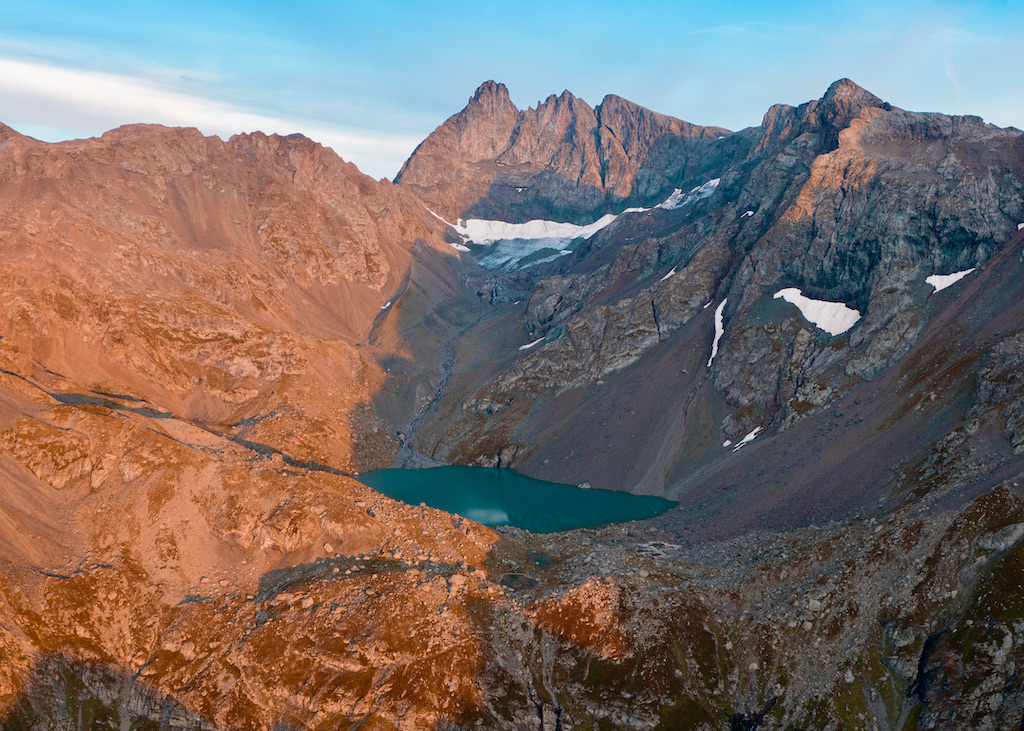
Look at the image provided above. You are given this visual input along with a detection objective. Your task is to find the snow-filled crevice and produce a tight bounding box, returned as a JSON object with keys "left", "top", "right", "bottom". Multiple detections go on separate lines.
{"left": 731, "top": 427, "right": 762, "bottom": 452}
{"left": 656, "top": 178, "right": 720, "bottom": 211}
{"left": 707, "top": 299, "right": 727, "bottom": 367}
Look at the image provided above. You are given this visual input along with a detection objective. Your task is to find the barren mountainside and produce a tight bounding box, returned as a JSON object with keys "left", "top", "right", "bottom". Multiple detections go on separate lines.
{"left": 1, "top": 79, "right": 1024, "bottom": 730}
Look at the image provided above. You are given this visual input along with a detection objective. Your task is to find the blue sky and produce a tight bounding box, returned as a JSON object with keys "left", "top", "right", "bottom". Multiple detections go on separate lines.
{"left": 2, "top": 0, "right": 1020, "bottom": 179}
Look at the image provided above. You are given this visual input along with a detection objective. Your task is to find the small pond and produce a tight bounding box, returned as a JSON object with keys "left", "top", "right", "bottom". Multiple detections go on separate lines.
{"left": 355, "top": 465, "right": 675, "bottom": 533}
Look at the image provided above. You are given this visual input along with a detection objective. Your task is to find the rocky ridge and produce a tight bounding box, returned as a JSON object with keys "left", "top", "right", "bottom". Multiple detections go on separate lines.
{"left": 396, "top": 81, "right": 731, "bottom": 223}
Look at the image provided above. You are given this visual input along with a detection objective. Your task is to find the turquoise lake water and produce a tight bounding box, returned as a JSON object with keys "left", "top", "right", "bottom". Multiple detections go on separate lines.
{"left": 355, "top": 465, "right": 675, "bottom": 533}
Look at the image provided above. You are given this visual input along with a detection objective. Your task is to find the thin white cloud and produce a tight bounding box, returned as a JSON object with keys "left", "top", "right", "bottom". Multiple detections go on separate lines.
{"left": 0, "top": 56, "right": 418, "bottom": 179}
{"left": 679, "top": 21, "right": 806, "bottom": 38}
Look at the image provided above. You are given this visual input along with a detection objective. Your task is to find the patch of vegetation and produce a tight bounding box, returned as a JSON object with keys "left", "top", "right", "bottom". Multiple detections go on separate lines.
{"left": 655, "top": 696, "right": 716, "bottom": 729}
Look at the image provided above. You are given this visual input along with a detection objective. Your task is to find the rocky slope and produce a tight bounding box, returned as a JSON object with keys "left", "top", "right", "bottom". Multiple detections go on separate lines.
{"left": 1, "top": 78, "right": 1024, "bottom": 730}
{"left": 0, "top": 122, "right": 469, "bottom": 473}
{"left": 0, "top": 123, "right": 497, "bottom": 727}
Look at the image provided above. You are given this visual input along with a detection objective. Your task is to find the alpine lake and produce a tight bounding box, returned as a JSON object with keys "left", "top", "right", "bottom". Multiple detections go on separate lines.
{"left": 355, "top": 465, "right": 676, "bottom": 533}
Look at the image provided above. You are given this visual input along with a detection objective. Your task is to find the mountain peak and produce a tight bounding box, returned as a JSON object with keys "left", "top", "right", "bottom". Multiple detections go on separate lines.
{"left": 814, "top": 78, "right": 885, "bottom": 144}
{"left": 822, "top": 78, "right": 882, "bottom": 107}
{"left": 471, "top": 80, "right": 513, "bottom": 107}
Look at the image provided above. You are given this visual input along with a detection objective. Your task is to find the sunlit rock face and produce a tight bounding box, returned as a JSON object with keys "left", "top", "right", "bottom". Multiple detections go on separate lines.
{"left": 0, "top": 124, "right": 461, "bottom": 474}
{"left": 2, "top": 78, "right": 1024, "bottom": 730}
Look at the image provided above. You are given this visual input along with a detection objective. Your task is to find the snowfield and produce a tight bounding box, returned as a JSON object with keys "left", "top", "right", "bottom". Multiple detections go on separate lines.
{"left": 926, "top": 268, "right": 975, "bottom": 293}
{"left": 452, "top": 214, "right": 619, "bottom": 245}
{"left": 441, "top": 178, "right": 721, "bottom": 270}
{"left": 773, "top": 288, "right": 861, "bottom": 336}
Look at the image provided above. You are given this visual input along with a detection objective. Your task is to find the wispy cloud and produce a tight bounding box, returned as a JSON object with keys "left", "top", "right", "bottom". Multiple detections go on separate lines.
{"left": 679, "top": 21, "right": 806, "bottom": 38}
{"left": 0, "top": 56, "right": 419, "bottom": 179}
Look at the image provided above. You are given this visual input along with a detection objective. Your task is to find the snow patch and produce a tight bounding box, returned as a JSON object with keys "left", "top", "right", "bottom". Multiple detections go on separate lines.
{"left": 722, "top": 439, "right": 733, "bottom": 448}
{"left": 1018, "top": 222, "right": 1024, "bottom": 230}
{"left": 926, "top": 268, "right": 975, "bottom": 292}
{"left": 656, "top": 178, "right": 720, "bottom": 211}
{"left": 450, "top": 209, "right": 649, "bottom": 271}
{"left": 731, "top": 427, "right": 762, "bottom": 452}
{"left": 773, "top": 288, "right": 861, "bottom": 336}
{"left": 707, "top": 299, "right": 727, "bottom": 367}
{"left": 660, "top": 267, "right": 676, "bottom": 282}
{"left": 741, "top": 210, "right": 754, "bottom": 218}
{"left": 453, "top": 214, "right": 619, "bottom": 246}
{"left": 519, "top": 337, "right": 544, "bottom": 351}
{"left": 380, "top": 301, "right": 392, "bottom": 310}
{"left": 444, "top": 178, "right": 714, "bottom": 271}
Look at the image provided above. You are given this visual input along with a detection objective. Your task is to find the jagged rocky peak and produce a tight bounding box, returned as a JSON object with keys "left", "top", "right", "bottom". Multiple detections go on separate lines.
{"left": 821, "top": 76, "right": 883, "bottom": 107}
{"left": 471, "top": 78, "right": 512, "bottom": 106}
{"left": 396, "top": 80, "right": 733, "bottom": 222}
{"left": 454, "top": 80, "right": 521, "bottom": 159}
{"left": 395, "top": 80, "right": 519, "bottom": 177}
{"left": 392, "top": 80, "right": 521, "bottom": 220}
{"left": 496, "top": 89, "right": 602, "bottom": 189}
{"left": 815, "top": 77, "right": 886, "bottom": 133}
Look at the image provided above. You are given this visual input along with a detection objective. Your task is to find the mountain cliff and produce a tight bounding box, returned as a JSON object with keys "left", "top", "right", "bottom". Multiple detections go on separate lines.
{"left": 1, "top": 79, "right": 1024, "bottom": 729}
